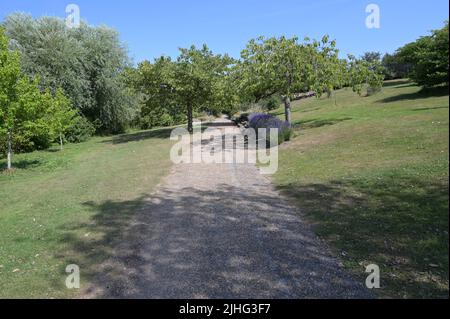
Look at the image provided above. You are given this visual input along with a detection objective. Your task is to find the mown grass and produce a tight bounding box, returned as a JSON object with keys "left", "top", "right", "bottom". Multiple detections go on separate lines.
{"left": 0, "top": 127, "right": 173, "bottom": 298}
{"left": 271, "top": 80, "right": 449, "bottom": 298}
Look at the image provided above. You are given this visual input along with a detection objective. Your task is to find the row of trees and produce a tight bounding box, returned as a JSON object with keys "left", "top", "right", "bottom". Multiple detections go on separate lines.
{"left": 128, "top": 45, "right": 235, "bottom": 134}
{"left": 396, "top": 21, "right": 449, "bottom": 87}
{"left": 370, "top": 21, "right": 449, "bottom": 86}
{"left": 1, "top": 12, "right": 388, "bottom": 169}
{"left": 130, "top": 35, "right": 384, "bottom": 132}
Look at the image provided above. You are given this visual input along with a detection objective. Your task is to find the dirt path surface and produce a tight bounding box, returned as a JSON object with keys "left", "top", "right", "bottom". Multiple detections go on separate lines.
{"left": 84, "top": 119, "right": 372, "bottom": 298}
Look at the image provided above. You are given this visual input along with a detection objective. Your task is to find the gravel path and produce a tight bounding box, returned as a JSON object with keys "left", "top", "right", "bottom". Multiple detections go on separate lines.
{"left": 83, "top": 119, "right": 372, "bottom": 298}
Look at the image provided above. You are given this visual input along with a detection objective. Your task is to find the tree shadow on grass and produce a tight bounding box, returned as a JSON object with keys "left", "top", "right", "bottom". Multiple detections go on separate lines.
{"left": 382, "top": 79, "right": 414, "bottom": 88}
{"left": 377, "top": 86, "right": 449, "bottom": 103}
{"left": 271, "top": 106, "right": 320, "bottom": 118}
{"left": 276, "top": 175, "right": 449, "bottom": 298}
{"left": 293, "top": 117, "right": 352, "bottom": 129}
{"left": 411, "top": 105, "right": 449, "bottom": 112}
{"left": 0, "top": 159, "right": 41, "bottom": 171}
{"left": 104, "top": 127, "right": 174, "bottom": 145}
{"left": 56, "top": 182, "right": 372, "bottom": 299}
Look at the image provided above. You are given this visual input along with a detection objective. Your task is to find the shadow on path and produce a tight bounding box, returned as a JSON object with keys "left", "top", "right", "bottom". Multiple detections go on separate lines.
{"left": 63, "top": 176, "right": 372, "bottom": 298}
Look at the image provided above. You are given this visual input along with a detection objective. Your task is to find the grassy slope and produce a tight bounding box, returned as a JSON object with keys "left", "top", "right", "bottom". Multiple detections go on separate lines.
{"left": 272, "top": 80, "right": 449, "bottom": 298}
{"left": 0, "top": 128, "right": 173, "bottom": 298}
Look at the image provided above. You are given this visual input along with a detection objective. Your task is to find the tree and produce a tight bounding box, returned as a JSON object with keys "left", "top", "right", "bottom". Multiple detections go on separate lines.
{"left": 310, "top": 36, "right": 342, "bottom": 98}
{"left": 381, "top": 53, "right": 410, "bottom": 80}
{"left": 132, "top": 57, "right": 182, "bottom": 129}
{"left": 173, "top": 45, "right": 225, "bottom": 134}
{"left": 0, "top": 27, "right": 21, "bottom": 169}
{"left": 130, "top": 45, "right": 232, "bottom": 133}
{"left": 347, "top": 55, "right": 384, "bottom": 96}
{"left": 3, "top": 13, "right": 138, "bottom": 134}
{"left": 396, "top": 21, "right": 449, "bottom": 87}
{"left": 361, "top": 51, "right": 381, "bottom": 64}
{"left": 239, "top": 35, "right": 338, "bottom": 124}
{"left": 1, "top": 28, "right": 73, "bottom": 168}
{"left": 48, "top": 88, "right": 78, "bottom": 150}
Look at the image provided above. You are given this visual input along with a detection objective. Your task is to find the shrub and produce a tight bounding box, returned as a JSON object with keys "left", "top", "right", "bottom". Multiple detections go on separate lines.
{"left": 65, "top": 116, "right": 96, "bottom": 143}
{"left": 248, "top": 113, "right": 293, "bottom": 145}
{"left": 159, "top": 113, "right": 174, "bottom": 127}
{"left": 262, "top": 95, "right": 282, "bottom": 111}
{"left": 138, "top": 108, "right": 183, "bottom": 129}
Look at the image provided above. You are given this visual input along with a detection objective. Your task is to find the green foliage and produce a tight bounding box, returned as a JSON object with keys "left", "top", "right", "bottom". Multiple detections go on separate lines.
{"left": 3, "top": 13, "right": 138, "bottom": 134}
{"left": 1, "top": 28, "right": 51, "bottom": 157}
{"left": 65, "top": 115, "right": 95, "bottom": 143}
{"left": 347, "top": 54, "right": 384, "bottom": 96}
{"left": 131, "top": 45, "right": 233, "bottom": 132}
{"left": 381, "top": 53, "right": 410, "bottom": 80}
{"left": 396, "top": 21, "right": 449, "bottom": 87}
{"left": 239, "top": 36, "right": 312, "bottom": 102}
{"left": 0, "top": 26, "right": 21, "bottom": 136}
{"left": 239, "top": 35, "right": 341, "bottom": 123}
{"left": 361, "top": 51, "right": 382, "bottom": 63}
{"left": 1, "top": 27, "right": 79, "bottom": 160}
{"left": 48, "top": 88, "right": 78, "bottom": 147}
{"left": 174, "top": 45, "right": 234, "bottom": 132}
{"left": 262, "top": 95, "right": 282, "bottom": 111}
{"left": 131, "top": 58, "right": 184, "bottom": 129}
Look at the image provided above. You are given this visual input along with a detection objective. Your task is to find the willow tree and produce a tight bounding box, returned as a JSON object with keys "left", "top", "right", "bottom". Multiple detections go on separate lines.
{"left": 3, "top": 13, "right": 137, "bottom": 134}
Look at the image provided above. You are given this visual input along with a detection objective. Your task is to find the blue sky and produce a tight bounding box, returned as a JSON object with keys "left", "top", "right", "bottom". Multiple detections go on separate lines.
{"left": 1, "top": 0, "right": 448, "bottom": 64}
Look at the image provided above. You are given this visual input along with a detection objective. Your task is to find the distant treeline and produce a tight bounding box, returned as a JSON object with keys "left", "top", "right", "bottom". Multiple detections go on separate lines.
{"left": 1, "top": 13, "right": 448, "bottom": 167}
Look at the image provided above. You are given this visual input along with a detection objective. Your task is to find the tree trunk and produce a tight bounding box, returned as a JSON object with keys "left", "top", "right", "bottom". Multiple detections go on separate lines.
{"left": 187, "top": 105, "right": 193, "bottom": 135}
{"left": 7, "top": 130, "right": 12, "bottom": 170}
{"left": 284, "top": 96, "right": 292, "bottom": 124}
{"left": 59, "top": 133, "right": 63, "bottom": 151}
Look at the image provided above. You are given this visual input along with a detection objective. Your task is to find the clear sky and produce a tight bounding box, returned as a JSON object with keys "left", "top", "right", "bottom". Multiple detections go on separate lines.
{"left": 1, "top": 0, "right": 448, "bottom": 64}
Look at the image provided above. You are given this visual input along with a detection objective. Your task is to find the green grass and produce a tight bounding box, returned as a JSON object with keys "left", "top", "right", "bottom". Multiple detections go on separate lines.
{"left": 1, "top": 80, "right": 448, "bottom": 299}
{"left": 0, "top": 127, "right": 173, "bottom": 298}
{"left": 272, "top": 79, "right": 449, "bottom": 298}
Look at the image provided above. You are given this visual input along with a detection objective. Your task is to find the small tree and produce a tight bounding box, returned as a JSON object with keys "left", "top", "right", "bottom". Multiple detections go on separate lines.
{"left": 240, "top": 35, "right": 338, "bottom": 124}
{"left": 133, "top": 57, "right": 180, "bottom": 129}
{"left": 0, "top": 27, "right": 22, "bottom": 169}
{"left": 173, "top": 45, "right": 227, "bottom": 134}
{"left": 347, "top": 55, "right": 384, "bottom": 96}
{"left": 1, "top": 28, "right": 63, "bottom": 169}
{"left": 49, "top": 88, "right": 78, "bottom": 150}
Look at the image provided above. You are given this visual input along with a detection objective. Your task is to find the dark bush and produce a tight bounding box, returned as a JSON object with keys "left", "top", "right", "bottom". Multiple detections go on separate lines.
{"left": 65, "top": 116, "right": 96, "bottom": 143}
{"left": 261, "top": 95, "right": 282, "bottom": 111}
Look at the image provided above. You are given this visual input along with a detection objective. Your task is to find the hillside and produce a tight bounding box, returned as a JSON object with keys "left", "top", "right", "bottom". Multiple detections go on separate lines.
{"left": 272, "top": 79, "right": 449, "bottom": 298}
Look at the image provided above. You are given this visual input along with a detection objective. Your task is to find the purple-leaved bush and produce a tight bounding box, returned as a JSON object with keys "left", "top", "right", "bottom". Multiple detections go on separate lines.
{"left": 248, "top": 113, "right": 293, "bottom": 144}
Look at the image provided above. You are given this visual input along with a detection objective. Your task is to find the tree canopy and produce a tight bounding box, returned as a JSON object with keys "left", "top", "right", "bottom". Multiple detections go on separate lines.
{"left": 396, "top": 21, "right": 449, "bottom": 87}
{"left": 2, "top": 13, "right": 137, "bottom": 133}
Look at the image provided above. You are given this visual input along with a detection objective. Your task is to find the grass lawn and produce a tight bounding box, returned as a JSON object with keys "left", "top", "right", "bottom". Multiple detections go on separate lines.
{"left": 0, "top": 127, "right": 173, "bottom": 298}
{"left": 272, "top": 79, "right": 449, "bottom": 298}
